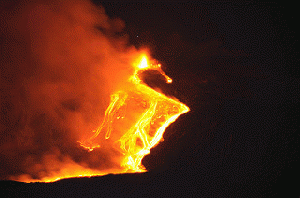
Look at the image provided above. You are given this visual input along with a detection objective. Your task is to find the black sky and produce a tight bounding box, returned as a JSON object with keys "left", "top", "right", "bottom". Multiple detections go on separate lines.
{"left": 1, "top": 1, "right": 299, "bottom": 197}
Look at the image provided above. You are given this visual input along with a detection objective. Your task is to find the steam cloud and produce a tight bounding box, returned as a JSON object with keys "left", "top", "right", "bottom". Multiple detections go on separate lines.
{"left": 0, "top": 0, "right": 140, "bottom": 181}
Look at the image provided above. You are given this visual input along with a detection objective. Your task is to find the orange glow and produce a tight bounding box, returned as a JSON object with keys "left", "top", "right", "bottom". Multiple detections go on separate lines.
{"left": 16, "top": 54, "right": 189, "bottom": 183}
{"left": 0, "top": 0, "right": 189, "bottom": 184}
{"left": 80, "top": 53, "right": 189, "bottom": 173}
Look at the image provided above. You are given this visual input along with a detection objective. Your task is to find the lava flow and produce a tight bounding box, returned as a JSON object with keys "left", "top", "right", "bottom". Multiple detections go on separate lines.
{"left": 79, "top": 54, "right": 189, "bottom": 174}
{"left": 0, "top": 0, "right": 189, "bottom": 183}
{"left": 9, "top": 54, "right": 189, "bottom": 183}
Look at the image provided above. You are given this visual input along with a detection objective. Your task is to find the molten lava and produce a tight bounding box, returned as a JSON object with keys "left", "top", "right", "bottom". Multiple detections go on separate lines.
{"left": 15, "top": 54, "right": 189, "bottom": 183}
{"left": 0, "top": 0, "right": 190, "bottom": 184}
{"left": 80, "top": 53, "right": 189, "bottom": 172}
{"left": 81, "top": 55, "right": 189, "bottom": 172}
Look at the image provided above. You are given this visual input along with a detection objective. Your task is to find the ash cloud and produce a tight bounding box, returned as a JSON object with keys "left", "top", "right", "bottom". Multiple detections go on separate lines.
{"left": 0, "top": 0, "right": 137, "bottom": 181}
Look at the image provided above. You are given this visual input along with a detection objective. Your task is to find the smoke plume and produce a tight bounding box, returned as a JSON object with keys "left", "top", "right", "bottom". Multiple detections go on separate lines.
{"left": 0, "top": 0, "right": 140, "bottom": 181}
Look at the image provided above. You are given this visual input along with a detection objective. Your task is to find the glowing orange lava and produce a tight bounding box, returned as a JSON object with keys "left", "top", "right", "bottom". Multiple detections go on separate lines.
{"left": 80, "top": 54, "right": 189, "bottom": 171}
{"left": 19, "top": 53, "right": 189, "bottom": 183}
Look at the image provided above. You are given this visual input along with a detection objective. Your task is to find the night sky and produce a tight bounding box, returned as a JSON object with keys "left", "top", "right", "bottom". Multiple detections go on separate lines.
{"left": 1, "top": 1, "right": 299, "bottom": 197}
